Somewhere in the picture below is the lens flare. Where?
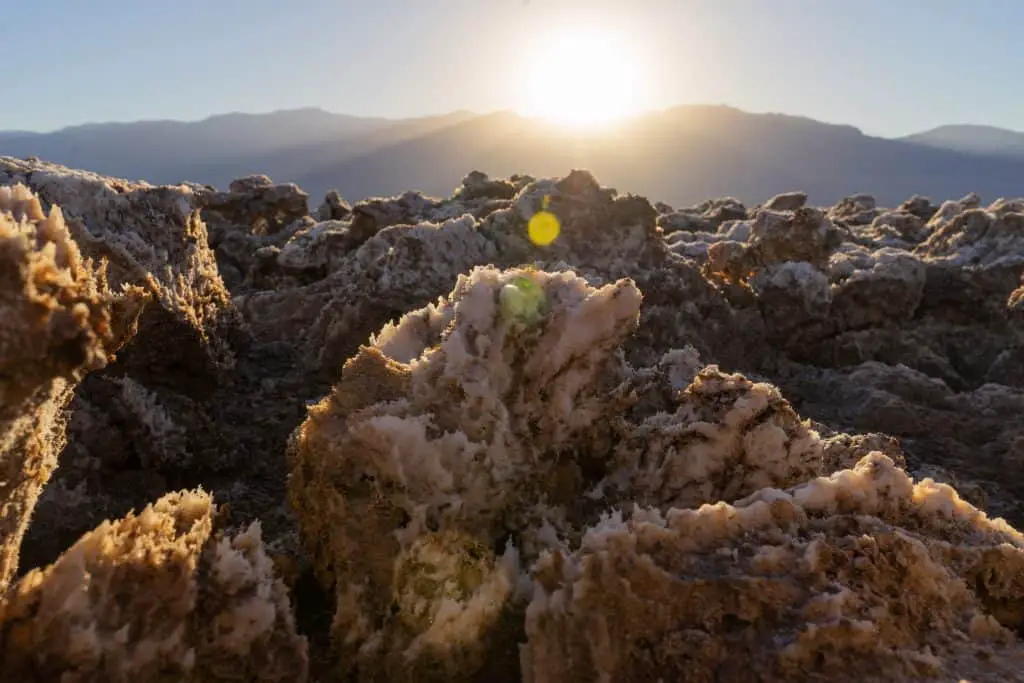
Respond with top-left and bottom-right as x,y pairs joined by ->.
500,275 -> 547,325
528,210 -> 560,246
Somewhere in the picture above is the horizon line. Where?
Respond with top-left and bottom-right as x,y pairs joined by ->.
4,102 -> 1018,140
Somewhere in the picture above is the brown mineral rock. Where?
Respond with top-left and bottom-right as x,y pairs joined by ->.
0,183 -> 144,592
0,490 -> 308,682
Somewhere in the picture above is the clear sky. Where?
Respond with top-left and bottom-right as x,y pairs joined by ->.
3,0 -> 1021,137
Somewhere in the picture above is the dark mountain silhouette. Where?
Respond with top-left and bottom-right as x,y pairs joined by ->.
292,105 -> 1024,207
901,124 -> 1024,160
4,105 -> 1024,208
0,108 -> 393,187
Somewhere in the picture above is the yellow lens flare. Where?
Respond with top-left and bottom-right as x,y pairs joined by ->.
528,195 -> 560,246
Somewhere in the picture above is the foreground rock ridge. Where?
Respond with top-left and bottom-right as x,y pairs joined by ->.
0,155 -> 1022,682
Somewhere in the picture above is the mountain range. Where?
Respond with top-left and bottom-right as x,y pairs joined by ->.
2,106 -> 1023,208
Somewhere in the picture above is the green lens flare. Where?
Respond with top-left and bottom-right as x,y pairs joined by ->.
499,276 -> 546,325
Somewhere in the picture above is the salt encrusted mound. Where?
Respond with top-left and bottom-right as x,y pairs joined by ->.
289,265 -> 1024,681
0,489 -> 308,682
828,193 -> 880,225
776,362 -> 1024,522
302,214 -> 502,373
604,365 -> 825,511
204,175 -> 310,237
763,190 -> 808,212
479,170 -> 753,369
0,157 -> 238,385
917,196 -> 1024,266
484,170 -> 666,271
287,264 -> 1024,681
0,183 -> 306,682
0,184 -> 144,591
288,266 -> 645,680
0,159 -> 306,571
705,207 -> 844,284
4,160 -> 1024,682
522,454 -> 1024,682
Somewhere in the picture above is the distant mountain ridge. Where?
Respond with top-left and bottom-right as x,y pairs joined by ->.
900,124 -> 1024,160
3,105 -> 1024,208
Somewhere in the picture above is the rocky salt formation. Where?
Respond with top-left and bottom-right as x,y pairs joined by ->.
232,169 -> 748,378
2,155 -> 1024,681
198,174 -> 312,290
0,158 -> 311,571
287,267 -> 645,680
0,183 -> 144,591
479,171 -> 753,369
691,189 -> 1024,522
524,454 -> 1024,682
0,491 -> 308,683
286,267 -> 823,680
0,157 -> 239,384
288,266 -> 1024,681
0,184 -> 307,682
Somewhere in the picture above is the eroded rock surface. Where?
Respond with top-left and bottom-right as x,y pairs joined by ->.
0,182 -> 306,682
2,157 -> 1023,682
524,454 -> 1024,682
0,183 -> 144,591
0,158 -> 314,574
287,264 -> 1024,681
0,490 -> 308,682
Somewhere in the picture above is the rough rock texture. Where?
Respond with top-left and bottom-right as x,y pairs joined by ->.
0,180 -> 307,682
0,184 -> 144,591
207,175 -> 310,236
763,190 -> 808,211
0,490 -> 308,682
0,157 -> 239,382
0,158 -> 313,574
523,454 -> 1024,682
775,362 -> 1024,522
287,267 -> 644,680
705,207 -> 844,284
286,265 -> 1024,681
2,156 -> 1023,682
198,175 -> 312,290
316,190 -> 352,222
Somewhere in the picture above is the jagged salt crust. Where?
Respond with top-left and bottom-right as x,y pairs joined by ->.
0,184 -> 144,591
2,159 -> 1024,682
287,262 -> 1024,681
0,490 -> 308,682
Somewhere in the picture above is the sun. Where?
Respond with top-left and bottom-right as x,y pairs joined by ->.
519,25 -> 643,129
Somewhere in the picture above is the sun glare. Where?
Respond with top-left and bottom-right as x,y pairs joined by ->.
519,25 -> 644,129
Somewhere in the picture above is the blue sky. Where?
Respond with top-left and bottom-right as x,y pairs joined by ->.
3,0 -> 1021,136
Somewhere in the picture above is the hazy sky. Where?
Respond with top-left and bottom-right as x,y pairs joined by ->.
4,0 -> 1022,136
